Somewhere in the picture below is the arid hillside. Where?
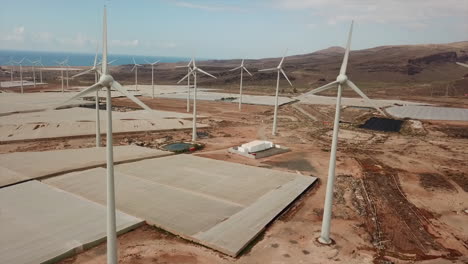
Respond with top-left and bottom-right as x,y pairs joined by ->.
2,41 -> 468,98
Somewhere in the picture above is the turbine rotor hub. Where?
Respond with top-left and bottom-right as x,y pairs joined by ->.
99,74 -> 114,88
336,74 -> 347,84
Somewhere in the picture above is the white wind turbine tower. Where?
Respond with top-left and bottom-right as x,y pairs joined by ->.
37,58 -> 45,84
56,58 -> 69,92
28,58 -> 39,87
175,59 -> 193,112
229,59 -> 252,111
14,57 -> 26,94
54,7 -> 153,263
177,58 -> 216,141
259,50 -> 293,136
131,57 -> 142,91
303,21 -> 386,245
7,58 -> 15,82
145,58 -> 160,98
72,45 -> 102,147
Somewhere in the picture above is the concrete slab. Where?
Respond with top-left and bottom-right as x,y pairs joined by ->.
0,90 -> 143,116
45,155 -> 317,256
0,145 -> 172,187
296,94 -> 425,108
123,84 -> 296,106
0,180 -> 143,264
0,92 -> 89,116
387,105 -> 468,121
0,107 -> 207,142
158,91 -> 296,106
0,80 -> 47,88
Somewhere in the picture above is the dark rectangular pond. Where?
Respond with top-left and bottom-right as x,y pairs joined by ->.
360,117 -> 404,132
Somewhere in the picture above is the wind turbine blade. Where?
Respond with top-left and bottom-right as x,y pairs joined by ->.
93,43 -> 99,67
52,83 -> 102,109
243,67 -> 253,76
131,65 -> 136,72
346,79 -> 386,116
258,68 -> 277,72
144,58 -> 150,64
303,81 -> 339,95
197,68 -> 217,79
340,21 -> 354,75
229,66 -> 242,71
112,81 -> 152,111
280,69 -> 293,87
188,58 -> 193,67
71,68 -> 93,78
279,49 -> 288,67
108,59 -> 117,65
241,59 -> 244,66
456,62 -> 468,68
177,70 -> 194,84
132,57 -> 137,65
153,60 -> 160,65
102,7 -> 108,74
175,65 -> 188,68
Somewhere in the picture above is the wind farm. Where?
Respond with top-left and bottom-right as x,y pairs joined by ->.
0,2 -> 467,264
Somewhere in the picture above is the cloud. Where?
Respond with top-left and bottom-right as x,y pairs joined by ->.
172,1 -> 244,12
1,26 -> 25,41
55,33 -> 96,48
111,39 -> 139,47
273,0 -> 468,28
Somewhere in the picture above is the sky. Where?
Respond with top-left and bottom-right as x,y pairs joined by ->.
0,0 -> 467,59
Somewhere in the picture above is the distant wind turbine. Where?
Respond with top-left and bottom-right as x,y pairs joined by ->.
13,57 -> 26,94
72,44 -> 102,147
7,58 -> 15,82
259,50 -> 293,136
37,57 -> 45,84
56,58 -> 69,92
176,59 -> 193,112
145,58 -> 160,98
229,59 -> 252,111
53,7 -> 152,263
177,58 -> 216,141
28,58 -> 40,87
303,21 -> 386,245
131,57 -> 142,91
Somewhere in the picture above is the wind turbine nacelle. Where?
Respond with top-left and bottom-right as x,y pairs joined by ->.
99,74 -> 114,87
336,74 -> 348,84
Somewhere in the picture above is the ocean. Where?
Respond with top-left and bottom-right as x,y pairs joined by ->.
0,50 -> 191,66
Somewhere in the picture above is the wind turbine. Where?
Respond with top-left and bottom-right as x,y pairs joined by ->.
131,57 -> 142,91
145,58 -> 160,98
7,58 -> 15,82
13,57 -> 26,94
72,45 -> 102,147
456,62 -> 468,68
259,50 -> 293,136
177,58 -> 216,141
175,59 -> 193,112
54,7 -> 152,264
37,57 -> 45,84
56,58 -> 69,92
303,21 -> 386,245
229,59 -> 252,111
28,58 -> 39,87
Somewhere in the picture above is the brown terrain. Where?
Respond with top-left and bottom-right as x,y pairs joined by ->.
0,42 -> 467,263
